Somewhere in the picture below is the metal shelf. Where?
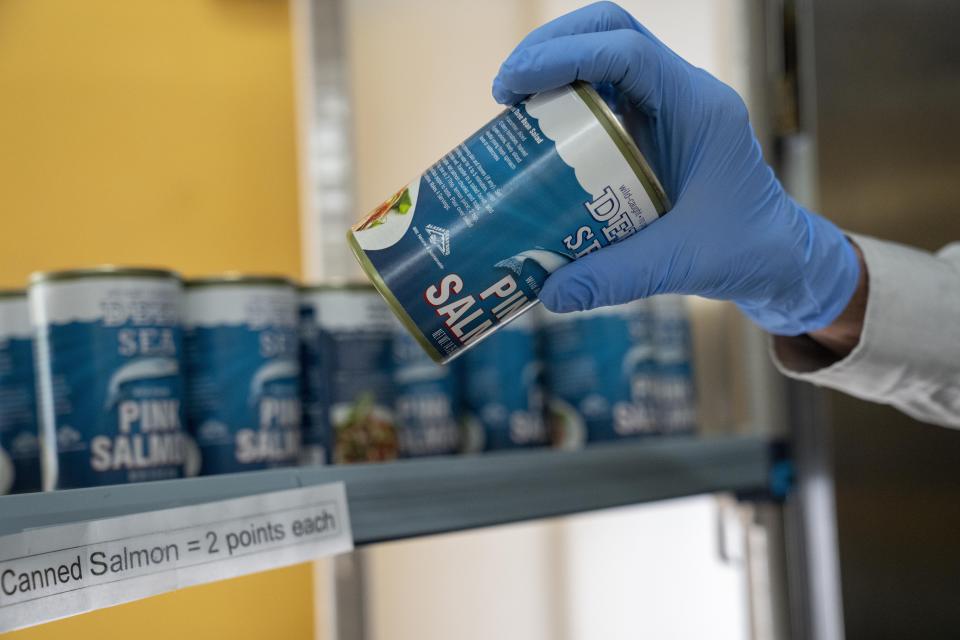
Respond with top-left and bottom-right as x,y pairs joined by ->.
0,435 -> 773,544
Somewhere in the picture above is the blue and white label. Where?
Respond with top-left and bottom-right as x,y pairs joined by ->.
299,288 -> 397,465
29,277 -> 187,490
184,285 -> 301,475
0,297 -> 40,494
351,83 -> 664,362
540,301 -> 657,445
392,324 -> 459,457
650,295 -> 697,434
459,312 -> 547,451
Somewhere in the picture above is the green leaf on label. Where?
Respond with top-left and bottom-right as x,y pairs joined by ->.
393,188 -> 412,214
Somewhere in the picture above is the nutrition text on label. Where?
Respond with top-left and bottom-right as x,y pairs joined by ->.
423,107 -> 544,227
0,484 -> 352,632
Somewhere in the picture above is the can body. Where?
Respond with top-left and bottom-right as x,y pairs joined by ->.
0,294 -> 41,494
459,313 -> 547,451
392,325 -> 460,457
29,270 -> 187,489
300,286 -> 398,464
298,292 -> 329,465
184,279 -> 301,474
540,301 -> 657,446
650,295 -> 697,435
348,82 -> 668,363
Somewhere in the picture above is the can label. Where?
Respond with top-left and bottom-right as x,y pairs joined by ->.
650,296 -> 697,434
459,313 -> 547,451
350,83 -> 664,362
0,298 -> 41,494
392,327 -> 459,457
300,289 -> 397,464
541,302 -> 657,445
185,286 -> 301,474
298,300 -> 329,466
30,278 -> 186,489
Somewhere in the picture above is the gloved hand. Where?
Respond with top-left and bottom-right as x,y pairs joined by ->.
492,1 -> 860,335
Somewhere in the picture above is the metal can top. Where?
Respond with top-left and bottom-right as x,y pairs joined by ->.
572,82 -> 670,215
298,281 -> 375,294
0,288 -> 26,299
184,273 -> 295,289
29,266 -> 182,286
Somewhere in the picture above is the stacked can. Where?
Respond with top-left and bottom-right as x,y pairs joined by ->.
183,276 -> 301,475
459,312 -> 548,451
540,301 -> 657,447
650,295 -> 697,434
299,285 -> 398,464
29,268 -> 187,489
391,323 -> 460,457
0,291 -> 41,494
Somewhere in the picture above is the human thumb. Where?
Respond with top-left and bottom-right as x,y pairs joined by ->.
539,217 -> 680,312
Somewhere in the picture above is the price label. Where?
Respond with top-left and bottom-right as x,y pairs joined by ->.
0,483 -> 353,632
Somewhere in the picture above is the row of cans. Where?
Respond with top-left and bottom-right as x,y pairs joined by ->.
0,267 -> 696,493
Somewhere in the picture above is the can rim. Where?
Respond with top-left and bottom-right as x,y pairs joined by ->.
30,266 -> 182,285
345,231 -> 445,364
572,82 -> 671,215
299,281 -> 375,293
184,273 -> 296,288
0,288 -> 26,299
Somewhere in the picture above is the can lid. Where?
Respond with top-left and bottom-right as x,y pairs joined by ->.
345,231 -> 445,364
30,266 -> 182,285
184,273 -> 295,288
299,280 -> 375,293
571,82 -> 671,215
0,288 -> 26,299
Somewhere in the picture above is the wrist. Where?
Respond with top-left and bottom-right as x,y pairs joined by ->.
808,238 -> 868,358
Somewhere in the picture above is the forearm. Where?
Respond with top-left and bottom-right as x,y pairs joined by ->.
773,235 -> 960,428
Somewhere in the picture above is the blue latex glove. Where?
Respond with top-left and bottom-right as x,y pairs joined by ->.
492,1 -> 860,335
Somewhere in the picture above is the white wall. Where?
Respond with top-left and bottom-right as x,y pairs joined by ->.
561,496 -> 749,640
365,522 -> 564,640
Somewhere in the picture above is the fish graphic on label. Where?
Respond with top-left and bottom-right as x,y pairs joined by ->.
104,357 -> 180,408
249,359 -> 299,404
621,343 -> 655,375
495,248 -> 572,276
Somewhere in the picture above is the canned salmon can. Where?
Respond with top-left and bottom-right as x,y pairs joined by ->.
392,323 -> 460,457
348,82 -> 668,363
650,295 -> 697,435
29,267 -> 187,489
0,290 -> 41,494
184,275 -> 301,474
299,284 -> 398,464
459,312 -> 548,451
540,301 -> 657,447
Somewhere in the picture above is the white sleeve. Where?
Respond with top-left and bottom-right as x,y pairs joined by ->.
772,234 -> 960,428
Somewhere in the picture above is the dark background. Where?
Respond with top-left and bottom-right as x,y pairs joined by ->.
811,1 -> 960,637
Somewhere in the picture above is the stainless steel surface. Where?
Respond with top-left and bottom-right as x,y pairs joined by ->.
292,0 -> 361,283
0,436 -> 773,543
806,1 -> 960,637
335,552 -> 369,640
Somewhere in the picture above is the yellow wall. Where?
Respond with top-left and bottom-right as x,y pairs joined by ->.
0,0 -> 302,285
0,1 -> 313,638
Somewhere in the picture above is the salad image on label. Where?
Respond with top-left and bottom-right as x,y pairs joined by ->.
333,392 -> 399,464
